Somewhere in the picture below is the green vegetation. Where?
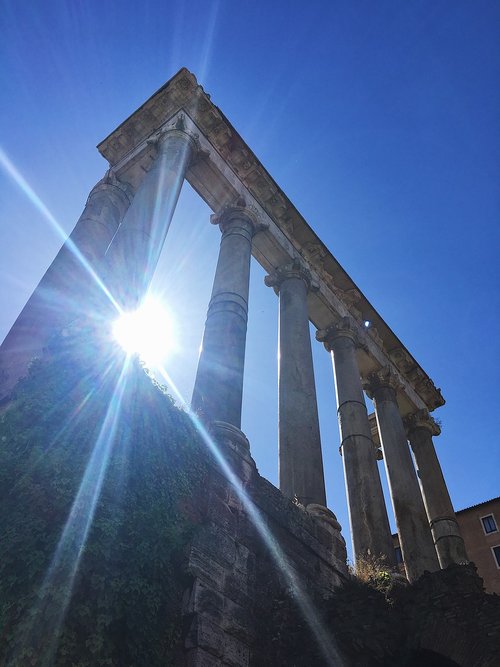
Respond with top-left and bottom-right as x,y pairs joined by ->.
0,328 -> 208,666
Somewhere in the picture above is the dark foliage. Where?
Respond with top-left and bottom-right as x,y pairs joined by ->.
0,328 -> 208,666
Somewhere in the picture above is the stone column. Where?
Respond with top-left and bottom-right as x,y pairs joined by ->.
404,410 -> 468,568
265,259 -> 326,507
0,171 -> 132,402
191,200 -> 264,428
105,122 -> 197,309
316,318 -> 394,565
365,368 -> 440,581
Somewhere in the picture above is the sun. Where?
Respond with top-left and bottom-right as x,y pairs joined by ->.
112,296 -> 177,367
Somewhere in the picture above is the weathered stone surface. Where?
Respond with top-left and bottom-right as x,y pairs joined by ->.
252,564 -> 500,666
0,171 -> 132,402
317,320 -> 394,566
404,410 -> 468,568
366,369 -> 440,581
181,425 -> 348,666
265,258 -> 326,506
192,203 -> 265,428
106,126 -> 197,309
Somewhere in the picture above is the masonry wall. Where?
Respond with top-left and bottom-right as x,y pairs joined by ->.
181,426 -> 349,666
182,429 -> 500,667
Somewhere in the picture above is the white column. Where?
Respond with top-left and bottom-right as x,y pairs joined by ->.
0,171 -> 132,401
317,319 -> 394,565
192,201 -> 264,428
265,259 -> 326,507
404,410 -> 468,568
365,367 -> 440,581
105,124 -> 197,309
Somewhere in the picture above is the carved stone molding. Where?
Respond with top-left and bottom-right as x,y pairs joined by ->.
316,316 -> 365,352
303,242 -> 327,269
363,366 -> 403,398
390,347 -> 415,374
148,118 -> 203,167
306,503 -> 343,534
88,169 -> 134,206
210,197 -> 267,234
403,409 -> 441,437
264,257 -> 317,294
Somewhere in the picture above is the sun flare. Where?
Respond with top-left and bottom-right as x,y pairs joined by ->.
112,297 -> 177,367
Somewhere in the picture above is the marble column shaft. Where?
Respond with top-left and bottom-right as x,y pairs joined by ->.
366,369 -> 440,581
265,260 -> 326,507
191,203 -> 262,428
317,319 -> 394,565
405,411 -> 468,568
0,171 -> 132,401
105,126 -> 196,309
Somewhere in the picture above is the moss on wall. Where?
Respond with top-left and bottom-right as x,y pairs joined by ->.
0,328 -> 208,666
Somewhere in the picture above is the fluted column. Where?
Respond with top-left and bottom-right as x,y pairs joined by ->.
316,318 -> 394,565
105,122 -> 197,309
0,171 -> 132,401
192,201 -> 264,428
265,259 -> 326,507
404,410 -> 468,568
365,368 -> 439,581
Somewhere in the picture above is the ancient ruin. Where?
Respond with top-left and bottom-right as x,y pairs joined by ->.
1,69 -> 498,666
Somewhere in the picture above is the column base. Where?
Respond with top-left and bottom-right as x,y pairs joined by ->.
210,421 -> 257,485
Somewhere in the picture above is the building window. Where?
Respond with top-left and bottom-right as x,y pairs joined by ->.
394,546 -> 403,564
481,514 -> 498,534
492,546 -> 500,568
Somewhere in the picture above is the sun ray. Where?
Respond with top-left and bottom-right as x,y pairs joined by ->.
0,147 -> 122,315
153,363 -> 344,666
10,357 -> 131,666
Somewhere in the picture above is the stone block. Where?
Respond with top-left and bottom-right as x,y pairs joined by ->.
207,490 -> 238,533
184,578 -> 225,621
222,633 -> 250,667
221,596 -> 254,643
192,523 -> 237,567
185,647 -> 222,667
186,545 -> 227,589
224,571 -> 253,609
234,542 -> 254,576
184,615 -> 225,657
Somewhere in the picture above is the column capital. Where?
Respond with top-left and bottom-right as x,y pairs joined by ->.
403,409 -> 441,437
264,257 -> 318,294
152,118 -> 201,164
88,169 -> 134,205
210,197 -> 267,234
363,366 -> 402,399
316,316 -> 362,351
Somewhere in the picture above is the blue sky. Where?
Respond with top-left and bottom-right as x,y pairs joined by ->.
1,0 -> 499,557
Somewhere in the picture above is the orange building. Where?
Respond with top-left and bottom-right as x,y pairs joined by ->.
393,496 -> 500,594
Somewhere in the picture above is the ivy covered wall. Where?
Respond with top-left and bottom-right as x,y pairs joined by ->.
0,329 -> 208,666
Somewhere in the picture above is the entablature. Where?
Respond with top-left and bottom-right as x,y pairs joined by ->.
97,68 -> 444,416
